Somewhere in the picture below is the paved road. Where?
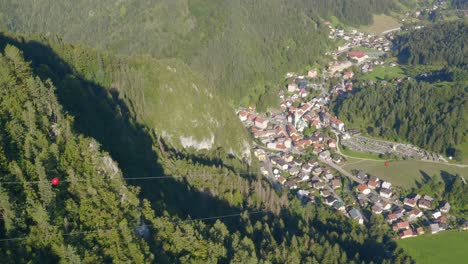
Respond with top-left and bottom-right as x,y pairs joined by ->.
319,157 -> 363,184
380,27 -> 401,35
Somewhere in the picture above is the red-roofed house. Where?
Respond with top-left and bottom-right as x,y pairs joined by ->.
247,113 -> 257,122
357,184 -> 370,194
276,144 -> 287,151
407,208 -> 423,220
347,51 -> 369,63
393,221 -> 410,231
238,110 -> 249,121
254,117 -> 269,130
287,124 -> 299,137
329,116 -> 345,131
386,213 -> 398,223
275,126 -> 288,137
399,229 -> 415,239
438,216 -> 447,224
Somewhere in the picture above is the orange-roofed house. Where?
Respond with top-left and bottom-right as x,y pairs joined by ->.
254,117 -> 269,130
329,116 -> 345,131
357,184 -> 370,194
347,51 -> 369,63
393,221 -> 410,231
399,229 -> 415,239
238,110 -> 249,121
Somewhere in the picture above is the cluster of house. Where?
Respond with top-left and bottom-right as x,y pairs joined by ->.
255,148 -> 366,222
328,24 -> 393,54
328,27 -> 371,48
237,68 -> 362,220
392,194 -> 453,238
353,170 -> 457,239
325,23 -> 397,85
238,18 -> 462,235
403,0 -> 448,19
238,83 -> 344,154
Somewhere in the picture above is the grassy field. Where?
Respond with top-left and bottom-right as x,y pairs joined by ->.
359,65 -> 406,81
457,141 -> 468,164
397,231 -> 468,264
359,14 -> 401,34
342,158 -> 468,187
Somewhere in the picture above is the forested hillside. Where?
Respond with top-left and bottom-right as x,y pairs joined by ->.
333,21 -> 468,158
0,32 -> 252,162
394,21 -> 467,67
0,42 -> 415,263
333,80 -> 467,158
0,44 -> 152,262
0,0 -> 400,103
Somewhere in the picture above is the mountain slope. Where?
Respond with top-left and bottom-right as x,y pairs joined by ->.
0,0 -> 399,103
0,44 -> 152,262
0,39 -> 416,264
0,32 -> 251,161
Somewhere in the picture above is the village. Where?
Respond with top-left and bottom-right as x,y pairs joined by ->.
237,23 -> 466,239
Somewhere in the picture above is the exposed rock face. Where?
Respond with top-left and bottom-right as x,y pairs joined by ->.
179,134 -> 215,150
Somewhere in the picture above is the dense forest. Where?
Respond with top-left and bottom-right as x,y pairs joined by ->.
394,21 -> 468,67
0,42 -> 416,263
333,21 -> 468,158
0,0 -> 401,104
333,80 -> 466,158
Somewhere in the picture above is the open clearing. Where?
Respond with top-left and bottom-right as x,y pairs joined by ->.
360,14 -> 401,34
342,158 -> 467,187
397,231 -> 468,264
457,141 -> 468,164
359,65 -> 406,81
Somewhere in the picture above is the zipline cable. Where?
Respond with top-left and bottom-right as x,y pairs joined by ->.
0,172 -> 259,185
0,210 -> 266,242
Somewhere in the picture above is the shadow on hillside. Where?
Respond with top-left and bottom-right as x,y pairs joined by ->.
415,169 -> 458,189
440,170 -> 458,186
0,33 -> 249,222
415,170 -> 433,188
